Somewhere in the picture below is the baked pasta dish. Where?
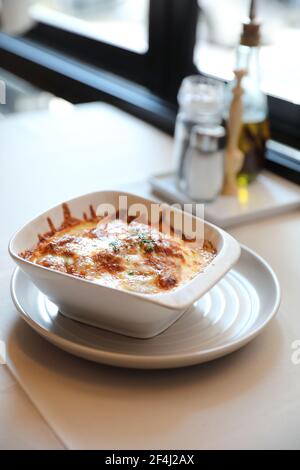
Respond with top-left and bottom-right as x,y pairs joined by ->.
20,204 -> 216,294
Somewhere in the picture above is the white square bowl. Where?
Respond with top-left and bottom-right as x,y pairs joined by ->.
9,191 -> 241,338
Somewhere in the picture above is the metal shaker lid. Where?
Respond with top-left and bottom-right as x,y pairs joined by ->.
190,125 -> 226,153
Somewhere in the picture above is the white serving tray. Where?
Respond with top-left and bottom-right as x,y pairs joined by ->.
146,171 -> 300,228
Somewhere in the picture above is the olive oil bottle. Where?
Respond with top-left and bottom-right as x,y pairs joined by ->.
224,0 -> 270,183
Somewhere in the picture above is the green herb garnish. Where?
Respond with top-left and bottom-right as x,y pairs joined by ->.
144,242 -> 154,252
137,232 -> 155,252
109,240 -> 120,252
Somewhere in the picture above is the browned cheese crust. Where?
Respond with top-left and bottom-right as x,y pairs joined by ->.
20,204 -> 216,294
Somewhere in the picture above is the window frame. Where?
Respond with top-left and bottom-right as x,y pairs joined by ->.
24,0 -> 199,99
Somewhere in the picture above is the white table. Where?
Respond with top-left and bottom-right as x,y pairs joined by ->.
0,103 -> 299,449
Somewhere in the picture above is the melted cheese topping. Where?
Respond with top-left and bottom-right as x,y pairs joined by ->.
23,219 -> 216,294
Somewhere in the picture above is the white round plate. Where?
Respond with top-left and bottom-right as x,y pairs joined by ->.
11,246 -> 280,369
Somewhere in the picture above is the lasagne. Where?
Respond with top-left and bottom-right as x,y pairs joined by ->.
21,204 -> 216,294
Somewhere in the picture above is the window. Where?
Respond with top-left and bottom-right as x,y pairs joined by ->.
195,0 -> 300,104
0,0 -> 299,181
30,0 -> 149,53
25,0 -> 153,89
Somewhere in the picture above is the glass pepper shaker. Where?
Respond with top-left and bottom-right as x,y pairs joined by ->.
183,125 -> 226,202
173,75 -> 224,191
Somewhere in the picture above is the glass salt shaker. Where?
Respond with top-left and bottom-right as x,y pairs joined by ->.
183,125 -> 226,202
173,75 -> 224,190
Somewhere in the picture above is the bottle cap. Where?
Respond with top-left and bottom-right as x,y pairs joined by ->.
240,0 -> 261,47
240,19 -> 261,47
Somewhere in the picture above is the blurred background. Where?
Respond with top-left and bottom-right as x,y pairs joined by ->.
0,0 -> 299,163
